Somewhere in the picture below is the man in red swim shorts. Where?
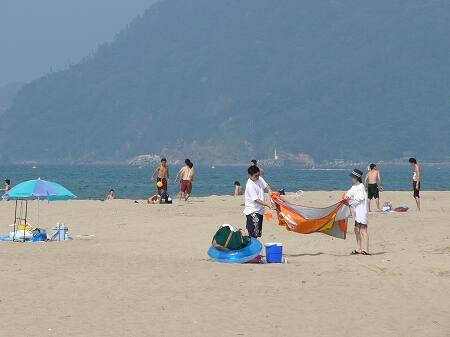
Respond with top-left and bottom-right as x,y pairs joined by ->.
175,159 -> 195,201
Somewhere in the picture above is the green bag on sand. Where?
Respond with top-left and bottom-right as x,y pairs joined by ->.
212,224 -> 250,251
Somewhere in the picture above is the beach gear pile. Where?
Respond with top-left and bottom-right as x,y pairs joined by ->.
1,178 -> 77,243
271,192 -> 351,239
382,201 -> 409,212
208,225 -> 262,263
149,191 -> 173,204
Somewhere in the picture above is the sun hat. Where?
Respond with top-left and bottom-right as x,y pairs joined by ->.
350,169 -> 363,179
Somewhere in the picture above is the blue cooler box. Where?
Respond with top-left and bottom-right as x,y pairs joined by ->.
265,243 -> 283,263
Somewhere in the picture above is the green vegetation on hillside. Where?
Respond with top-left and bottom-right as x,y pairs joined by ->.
1,0 -> 449,163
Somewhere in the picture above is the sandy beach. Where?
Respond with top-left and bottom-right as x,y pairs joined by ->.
0,191 -> 449,337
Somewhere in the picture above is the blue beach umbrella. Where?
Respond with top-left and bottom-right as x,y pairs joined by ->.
2,178 -> 76,241
2,178 -> 76,201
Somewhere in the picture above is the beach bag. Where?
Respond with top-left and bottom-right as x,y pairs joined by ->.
212,224 -> 250,251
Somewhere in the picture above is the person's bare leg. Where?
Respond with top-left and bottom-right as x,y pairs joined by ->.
185,193 -> 190,201
179,191 -> 184,200
360,225 -> 369,253
376,197 -> 381,211
368,199 -> 372,212
415,197 -> 421,211
354,225 -> 362,252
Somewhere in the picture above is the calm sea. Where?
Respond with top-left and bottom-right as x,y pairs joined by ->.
0,164 -> 448,200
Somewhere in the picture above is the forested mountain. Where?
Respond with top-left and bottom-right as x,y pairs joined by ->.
0,82 -> 23,116
1,0 -> 449,163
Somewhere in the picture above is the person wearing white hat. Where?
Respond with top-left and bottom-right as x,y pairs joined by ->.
345,169 -> 370,255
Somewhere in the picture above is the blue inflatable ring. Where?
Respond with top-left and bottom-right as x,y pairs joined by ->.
208,238 -> 263,263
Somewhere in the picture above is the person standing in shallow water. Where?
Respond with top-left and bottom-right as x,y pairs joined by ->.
365,163 -> 383,212
409,158 -> 421,211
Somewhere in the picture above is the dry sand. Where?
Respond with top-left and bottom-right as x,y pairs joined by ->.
0,191 -> 449,337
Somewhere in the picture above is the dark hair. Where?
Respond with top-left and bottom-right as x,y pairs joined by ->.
409,158 -> 417,164
369,163 -> 376,170
161,158 -> 167,162
110,189 -> 115,192
251,159 -> 257,165
185,158 -> 191,165
248,165 -> 260,175
234,181 -> 240,186
5,179 -> 10,184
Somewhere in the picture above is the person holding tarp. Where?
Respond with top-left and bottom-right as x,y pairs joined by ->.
243,165 -> 274,238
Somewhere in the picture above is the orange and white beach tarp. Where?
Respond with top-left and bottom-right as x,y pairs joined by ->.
271,193 -> 351,239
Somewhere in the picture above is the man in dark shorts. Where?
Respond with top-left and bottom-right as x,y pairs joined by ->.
409,158 -> 421,211
243,166 -> 273,238
364,163 -> 383,211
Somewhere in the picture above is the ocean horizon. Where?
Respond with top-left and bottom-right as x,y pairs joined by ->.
1,164 -> 449,200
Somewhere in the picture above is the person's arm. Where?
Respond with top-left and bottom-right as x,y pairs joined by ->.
378,171 -> 383,190
174,168 -> 182,183
416,165 -> 420,183
151,166 -> 158,181
167,167 -> 170,180
254,198 -> 274,209
259,177 -> 272,195
264,185 -> 273,195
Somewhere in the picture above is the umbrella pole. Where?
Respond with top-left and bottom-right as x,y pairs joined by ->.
13,200 -> 18,241
23,200 -> 28,242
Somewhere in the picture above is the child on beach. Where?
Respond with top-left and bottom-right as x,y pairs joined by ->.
106,189 -> 116,200
234,181 -> 242,196
409,158 -> 421,211
345,169 -> 370,255
1,179 -> 11,193
243,165 -> 273,238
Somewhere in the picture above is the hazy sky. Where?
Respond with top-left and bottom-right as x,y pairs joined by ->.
0,0 -> 157,86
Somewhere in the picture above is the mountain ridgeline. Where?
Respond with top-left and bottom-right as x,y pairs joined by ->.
1,0 -> 449,163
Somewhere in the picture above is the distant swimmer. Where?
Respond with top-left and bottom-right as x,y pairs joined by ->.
234,181 -> 243,196
409,158 -> 421,211
151,158 -> 169,195
364,163 -> 383,212
250,159 -> 265,177
175,159 -> 195,201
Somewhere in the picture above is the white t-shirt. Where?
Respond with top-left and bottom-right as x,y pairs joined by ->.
244,177 -> 268,215
345,183 -> 368,225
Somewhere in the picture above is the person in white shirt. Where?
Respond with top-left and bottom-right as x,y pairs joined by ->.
345,169 -> 370,255
244,165 -> 273,238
